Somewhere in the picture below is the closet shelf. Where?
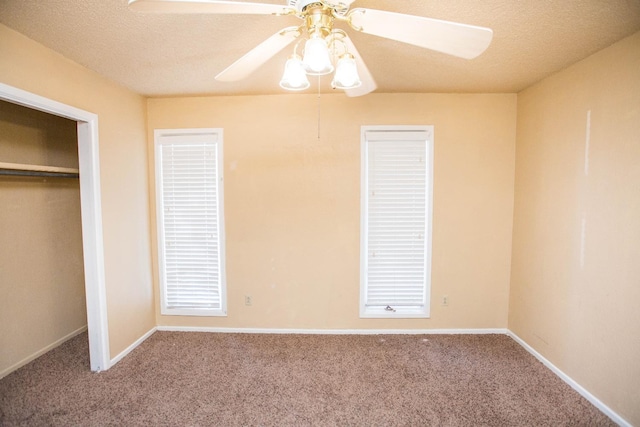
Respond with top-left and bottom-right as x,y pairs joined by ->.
0,161 -> 80,178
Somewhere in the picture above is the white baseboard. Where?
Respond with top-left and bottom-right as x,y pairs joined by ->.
156,326 -> 509,335
0,325 -> 88,380
109,326 -> 157,367
507,331 -> 630,427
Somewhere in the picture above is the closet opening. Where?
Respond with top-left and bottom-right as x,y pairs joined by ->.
0,83 -> 109,375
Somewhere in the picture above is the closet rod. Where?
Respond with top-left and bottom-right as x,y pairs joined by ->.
0,169 -> 79,178
0,161 -> 80,178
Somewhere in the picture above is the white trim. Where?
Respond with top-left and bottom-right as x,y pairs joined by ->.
0,326 -> 87,380
77,119 -> 110,372
0,82 -> 110,372
110,327 -> 157,366
0,83 -> 96,122
507,331 -> 631,427
156,326 -> 508,335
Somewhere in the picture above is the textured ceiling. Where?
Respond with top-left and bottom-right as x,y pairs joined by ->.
1,0 -> 640,97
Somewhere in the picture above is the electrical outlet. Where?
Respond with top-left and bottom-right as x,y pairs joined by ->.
244,295 -> 252,306
442,295 -> 449,306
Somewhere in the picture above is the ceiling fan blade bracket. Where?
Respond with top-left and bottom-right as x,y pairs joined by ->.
273,9 -> 297,17
345,9 -> 365,32
280,27 -> 302,37
321,0 -> 351,16
330,8 -> 351,26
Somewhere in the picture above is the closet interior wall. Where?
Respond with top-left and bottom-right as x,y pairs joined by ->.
0,100 -> 86,378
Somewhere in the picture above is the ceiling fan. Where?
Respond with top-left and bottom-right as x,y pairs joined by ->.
128,0 -> 493,97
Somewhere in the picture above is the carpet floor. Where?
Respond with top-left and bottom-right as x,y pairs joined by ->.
0,332 -> 613,426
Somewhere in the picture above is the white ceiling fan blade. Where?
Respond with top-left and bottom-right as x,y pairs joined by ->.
349,8 -> 493,59
215,27 -> 300,82
128,0 -> 294,15
340,34 -> 377,97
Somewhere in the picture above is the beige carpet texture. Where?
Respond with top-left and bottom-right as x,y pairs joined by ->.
0,332 -> 613,426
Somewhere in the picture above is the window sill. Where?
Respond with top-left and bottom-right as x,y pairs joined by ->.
360,306 -> 430,319
161,308 -> 227,317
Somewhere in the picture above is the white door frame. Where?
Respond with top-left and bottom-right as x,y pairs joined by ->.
0,82 -> 110,372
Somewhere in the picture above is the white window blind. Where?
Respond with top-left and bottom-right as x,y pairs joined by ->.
360,126 -> 433,318
155,129 -> 226,316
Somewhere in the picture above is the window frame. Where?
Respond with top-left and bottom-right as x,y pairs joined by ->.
360,125 -> 434,319
154,128 -> 227,317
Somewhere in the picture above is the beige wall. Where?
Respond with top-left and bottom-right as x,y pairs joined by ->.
0,24 -> 156,359
0,101 -> 86,377
148,93 -> 517,330
509,31 -> 640,424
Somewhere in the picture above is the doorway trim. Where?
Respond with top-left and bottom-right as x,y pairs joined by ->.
0,82 -> 110,372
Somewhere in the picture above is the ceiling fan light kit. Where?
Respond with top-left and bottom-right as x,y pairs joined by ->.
128,0 -> 494,97
332,53 -> 361,89
301,34 -> 334,75
279,54 -> 311,90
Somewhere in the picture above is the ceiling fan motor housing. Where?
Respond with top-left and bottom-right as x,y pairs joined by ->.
290,0 -> 353,14
305,5 -> 334,36
289,0 -> 317,13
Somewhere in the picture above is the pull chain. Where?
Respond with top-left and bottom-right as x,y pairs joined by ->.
317,75 -> 321,140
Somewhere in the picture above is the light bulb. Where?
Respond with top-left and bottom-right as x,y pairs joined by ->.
332,53 -> 361,89
302,35 -> 334,76
279,55 -> 310,91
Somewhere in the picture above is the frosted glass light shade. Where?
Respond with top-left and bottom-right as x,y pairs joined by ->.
302,36 -> 334,75
332,54 -> 361,89
279,56 -> 310,91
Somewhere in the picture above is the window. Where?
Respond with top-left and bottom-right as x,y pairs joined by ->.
154,128 -> 226,316
360,126 -> 434,318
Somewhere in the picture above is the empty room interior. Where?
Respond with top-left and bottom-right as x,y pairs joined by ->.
0,0 -> 639,425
